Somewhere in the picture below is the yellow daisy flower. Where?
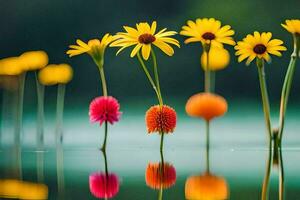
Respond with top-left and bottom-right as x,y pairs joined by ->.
235,32 -> 287,65
281,19 -> 300,35
110,21 -> 180,60
180,18 -> 235,47
66,33 -> 115,59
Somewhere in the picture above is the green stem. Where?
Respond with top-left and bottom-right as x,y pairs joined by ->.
35,72 -> 45,150
55,84 -> 66,145
98,63 -> 108,97
256,58 -> 272,140
56,141 -> 65,200
278,145 -> 285,200
204,44 -> 211,93
261,140 -> 273,200
278,35 -> 299,144
158,186 -> 163,200
160,131 -> 165,153
205,120 -> 210,173
137,52 -> 161,104
14,72 -> 26,147
37,151 -> 44,183
151,50 -> 163,106
210,71 -> 215,93
101,149 -> 108,176
101,122 -> 108,151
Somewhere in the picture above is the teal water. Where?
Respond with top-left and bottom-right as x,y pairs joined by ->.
1,101 -> 300,199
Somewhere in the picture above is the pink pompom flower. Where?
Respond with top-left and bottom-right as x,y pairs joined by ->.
89,96 -> 122,125
89,172 -> 120,199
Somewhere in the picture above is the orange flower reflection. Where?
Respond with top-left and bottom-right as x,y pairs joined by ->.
185,173 -> 229,200
145,162 -> 176,190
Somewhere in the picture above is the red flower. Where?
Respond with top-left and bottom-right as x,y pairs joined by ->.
145,105 -> 177,133
89,96 -> 122,125
89,172 -> 119,199
145,162 -> 176,189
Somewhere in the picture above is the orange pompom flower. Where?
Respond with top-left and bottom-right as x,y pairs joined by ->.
145,162 -> 176,190
185,93 -> 227,121
145,105 -> 177,134
185,173 -> 229,200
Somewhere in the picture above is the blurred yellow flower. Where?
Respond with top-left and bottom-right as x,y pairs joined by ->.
235,32 -> 287,65
185,173 -> 229,200
66,33 -> 115,62
0,57 -> 24,75
180,18 -> 235,47
281,19 -> 300,35
201,46 -> 230,71
38,63 -> 73,86
19,51 -> 48,71
110,21 -> 180,60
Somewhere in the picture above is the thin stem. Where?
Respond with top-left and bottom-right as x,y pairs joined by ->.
37,151 -> 44,183
278,146 -> 285,200
56,141 -> 65,200
261,140 -> 273,200
210,71 -> 215,93
203,43 -> 211,93
158,186 -> 163,200
101,122 -> 108,151
257,59 -> 272,140
14,72 -> 26,146
35,72 -> 45,150
205,120 -> 210,173
137,52 -> 161,104
160,131 -> 165,153
278,35 -> 299,144
151,50 -> 163,106
101,149 -> 108,176
55,84 -> 66,145
98,64 -> 108,97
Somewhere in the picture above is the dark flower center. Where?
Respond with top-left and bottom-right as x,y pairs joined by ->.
253,44 -> 267,54
202,32 -> 216,40
138,33 -> 156,44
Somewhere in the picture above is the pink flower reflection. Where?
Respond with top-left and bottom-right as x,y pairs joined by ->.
89,172 -> 119,199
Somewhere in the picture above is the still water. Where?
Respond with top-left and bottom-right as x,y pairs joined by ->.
1,96 -> 300,199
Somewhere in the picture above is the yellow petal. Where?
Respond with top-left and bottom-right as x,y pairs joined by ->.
130,44 -> 142,57
142,45 -> 151,60
153,40 -> 174,56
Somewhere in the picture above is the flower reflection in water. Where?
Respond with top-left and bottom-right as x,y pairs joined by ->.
145,150 -> 176,200
89,150 -> 120,199
185,173 -> 228,200
185,127 -> 229,199
261,137 -> 285,200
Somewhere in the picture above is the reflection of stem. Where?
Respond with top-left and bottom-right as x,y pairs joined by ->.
101,149 -> 109,177
278,35 -> 299,145
35,72 -> 45,150
37,151 -> 44,183
278,145 -> 285,200
14,73 -> 26,147
257,58 -> 272,140
205,120 -> 210,173
56,141 -> 65,200
261,140 -> 272,200
159,146 -> 165,200
55,84 -> 66,145
101,149 -> 109,200
158,186 -> 163,200
13,73 -> 26,180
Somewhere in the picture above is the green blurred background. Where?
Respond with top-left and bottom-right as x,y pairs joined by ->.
1,0 -> 300,107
